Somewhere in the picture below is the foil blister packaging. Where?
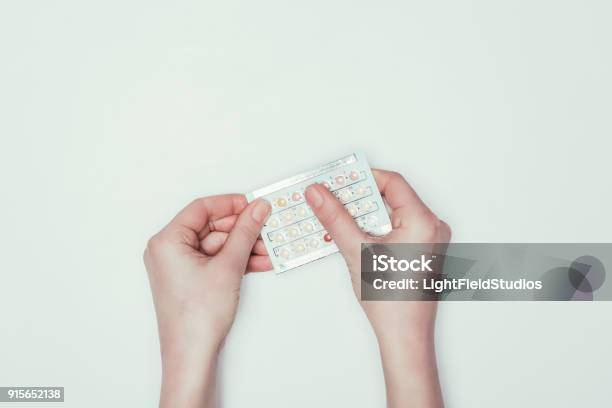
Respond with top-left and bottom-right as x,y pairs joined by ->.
246,152 -> 392,274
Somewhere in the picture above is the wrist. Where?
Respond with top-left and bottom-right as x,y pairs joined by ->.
161,336 -> 221,370
373,322 -> 435,351
158,316 -> 226,359
158,323 -> 224,408
159,340 -> 220,408
376,330 -> 443,408
364,307 -> 436,349
376,327 -> 435,365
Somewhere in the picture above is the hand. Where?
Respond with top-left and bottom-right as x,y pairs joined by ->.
305,169 -> 450,408
143,195 -> 271,408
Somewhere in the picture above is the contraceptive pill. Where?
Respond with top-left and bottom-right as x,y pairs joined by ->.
246,152 -> 392,273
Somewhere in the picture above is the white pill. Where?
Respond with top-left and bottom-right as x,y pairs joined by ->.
282,211 -> 294,222
294,243 -> 306,253
367,215 -> 378,227
347,205 -> 358,216
268,218 -> 279,228
279,248 -> 290,259
308,238 -> 319,249
287,227 -> 299,238
302,222 -> 314,233
296,206 -> 307,217
341,190 -> 353,203
273,233 -> 285,242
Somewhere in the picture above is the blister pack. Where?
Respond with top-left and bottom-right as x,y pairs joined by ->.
246,152 -> 392,273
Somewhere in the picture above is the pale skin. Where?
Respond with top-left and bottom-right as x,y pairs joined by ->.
144,169 -> 450,408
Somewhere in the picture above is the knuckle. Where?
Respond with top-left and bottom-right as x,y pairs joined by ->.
146,232 -> 169,254
418,210 -> 440,240
190,197 -> 205,207
388,171 -> 407,184
439,220 -> 452,241
187,197 -> 206,214
145,235 -> 160,253
142,247 -> 150,264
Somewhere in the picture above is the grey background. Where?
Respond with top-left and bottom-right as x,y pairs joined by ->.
0,1 -> 610,407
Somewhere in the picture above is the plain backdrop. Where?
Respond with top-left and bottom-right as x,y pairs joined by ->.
1,1 -> 611,407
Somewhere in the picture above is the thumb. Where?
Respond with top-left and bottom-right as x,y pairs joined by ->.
218,198 -> 271,272
304,183 -> 367,263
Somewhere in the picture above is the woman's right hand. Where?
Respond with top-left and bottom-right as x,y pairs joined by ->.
305,169 -> 450,408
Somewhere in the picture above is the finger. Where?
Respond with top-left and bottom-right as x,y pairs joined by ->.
200,231 -> 228,255
205,214 -> 269,255
208,214 -> 238,233
169,194 -> 247,234
304,183 -> 367,260
218,198 -> 271,272
372,169 -> 428,212
252,239 -> 267,255
200,232 -> 267,256
246,255 -> 272,272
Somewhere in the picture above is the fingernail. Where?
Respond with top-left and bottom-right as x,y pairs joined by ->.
305,184 -> 324,209
251,199 -> 271,223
